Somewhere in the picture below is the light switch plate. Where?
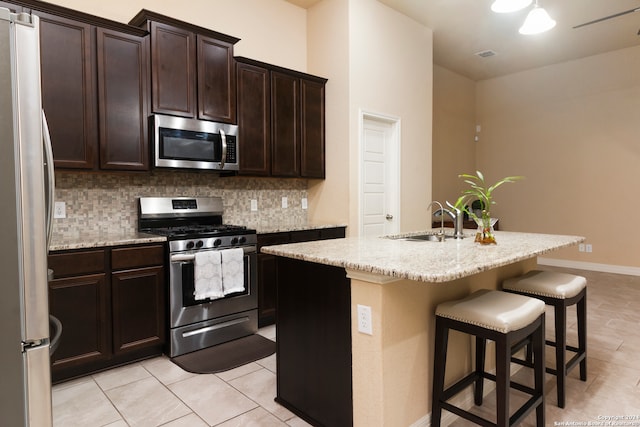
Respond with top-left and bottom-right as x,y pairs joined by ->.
301,198 -> 308,210
250,199 -> 258,212
282,197 -> 288,209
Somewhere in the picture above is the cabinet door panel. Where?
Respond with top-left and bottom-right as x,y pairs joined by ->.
112,266 -> 165,356
197,35 -> 236,123
237,62 -> 270,175
300,78 -> 325,178
97,29 -> 150,170
271,71 -> 299,177
258,254 -> 277,327
38,12 -> 97,169
49,274 -> 110,371
150,22 -> 196,117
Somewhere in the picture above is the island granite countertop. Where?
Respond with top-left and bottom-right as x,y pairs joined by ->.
261,230 -> 584,283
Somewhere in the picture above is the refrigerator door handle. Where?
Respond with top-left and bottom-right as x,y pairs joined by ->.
42,110 -> 55,249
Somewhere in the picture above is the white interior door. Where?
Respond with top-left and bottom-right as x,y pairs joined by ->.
360,113 -> 400,237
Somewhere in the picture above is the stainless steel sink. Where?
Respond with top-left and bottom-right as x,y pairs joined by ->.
406,234 -> 455,242
390,233 -> 456,242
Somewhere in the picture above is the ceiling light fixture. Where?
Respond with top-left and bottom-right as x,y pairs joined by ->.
519,0 -> 556,34
491,0 -> 533,14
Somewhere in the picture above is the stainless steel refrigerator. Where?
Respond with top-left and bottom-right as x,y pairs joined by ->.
0,7 -> 55,427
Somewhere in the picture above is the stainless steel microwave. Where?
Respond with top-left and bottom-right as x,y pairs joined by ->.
152,114 -> 239,172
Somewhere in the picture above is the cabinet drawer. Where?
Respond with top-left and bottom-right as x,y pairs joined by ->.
319,227 -> 346,240
290,230 -> 321,243
112,245 -> 165,270
48,250 -> 106,278
258,233 -> 290,249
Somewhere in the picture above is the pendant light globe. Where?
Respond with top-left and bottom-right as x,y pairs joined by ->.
519,4 -> 556,34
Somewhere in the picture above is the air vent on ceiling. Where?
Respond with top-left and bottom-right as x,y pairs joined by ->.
475,49 -> 497,58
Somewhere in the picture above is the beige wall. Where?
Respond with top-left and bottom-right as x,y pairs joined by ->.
306,0 -> 351,228
434,45 -> 640,268
432,65 -> 476,205
41,0 -> 308,72
477,45 -> 640,267
307,0 -> 434,236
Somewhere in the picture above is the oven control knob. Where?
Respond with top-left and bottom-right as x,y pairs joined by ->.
231,237 -> 239,245
196,240 -> 204,248
186,241 -> 195,249
214,239 -> 222,247
239,236 -> 247,244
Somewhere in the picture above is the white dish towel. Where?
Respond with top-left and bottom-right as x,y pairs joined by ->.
194,250 -> 224,300
221,248 -> 245,295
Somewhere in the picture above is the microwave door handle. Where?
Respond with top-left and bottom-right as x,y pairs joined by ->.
220,129 -> 227,169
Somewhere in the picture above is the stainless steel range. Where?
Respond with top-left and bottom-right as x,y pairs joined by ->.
138,197 -> 258,357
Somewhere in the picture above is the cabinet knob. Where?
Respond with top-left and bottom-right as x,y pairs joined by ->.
385,214 -> 393,220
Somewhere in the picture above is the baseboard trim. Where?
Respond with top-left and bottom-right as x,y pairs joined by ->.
537,257 -> 640,277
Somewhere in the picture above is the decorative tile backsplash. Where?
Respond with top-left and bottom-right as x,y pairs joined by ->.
53,171 -> 308,234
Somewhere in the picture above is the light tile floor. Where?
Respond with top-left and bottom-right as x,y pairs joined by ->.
53,267 -> 640,426
52,326 -> 312,427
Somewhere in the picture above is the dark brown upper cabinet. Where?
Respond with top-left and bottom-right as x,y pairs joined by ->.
148,22 -> 196,117
236,57 -> 327,179
271,71 -> 300,177
38,11 -> 98,169
236,61 -> 271,175
300,78 -> 326,178
97,29 -> 150,170
198,34 -> 237,123
130,10 -> 239,124
33,2 -> 150,171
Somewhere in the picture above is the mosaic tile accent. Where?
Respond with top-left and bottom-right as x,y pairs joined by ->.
52,171 -> 309,235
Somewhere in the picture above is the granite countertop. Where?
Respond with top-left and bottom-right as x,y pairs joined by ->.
261,230 -> 584,283
50,231 -> 166,251
49,224 -> 347,251
255,223 -> 347,234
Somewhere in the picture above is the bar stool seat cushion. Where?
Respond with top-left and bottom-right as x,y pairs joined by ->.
436,289 -> 545,334
503,270 -> 586,299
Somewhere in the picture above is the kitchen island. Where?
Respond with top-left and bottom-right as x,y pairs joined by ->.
262,230 -> 583,427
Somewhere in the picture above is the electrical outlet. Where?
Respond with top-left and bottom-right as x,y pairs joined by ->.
357,304 -> 373,335
250,199 -> 258,212
301,198 -> 308,210
281,197 -> 288,209
54,201 -> 66,219
578,244 -> 585,252
586,244 -> 593,253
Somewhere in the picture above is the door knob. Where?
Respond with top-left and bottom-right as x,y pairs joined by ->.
386,214 -> 393,220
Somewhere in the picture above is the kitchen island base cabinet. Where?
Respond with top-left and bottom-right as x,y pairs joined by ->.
272,256 -> 537,426
276,257 -> 352,427
257,227 -> 346,327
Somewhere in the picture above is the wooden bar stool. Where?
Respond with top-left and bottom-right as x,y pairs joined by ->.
431,289 -> 546,427
503,270 -> 587,408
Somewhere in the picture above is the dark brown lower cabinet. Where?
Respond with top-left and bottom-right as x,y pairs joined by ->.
48,273 -> 110,375
275,257 -> 352,427
111,266 -> 164,356
48,244 -> 165,383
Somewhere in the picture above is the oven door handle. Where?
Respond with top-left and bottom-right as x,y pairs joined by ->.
170,246 -> 256,263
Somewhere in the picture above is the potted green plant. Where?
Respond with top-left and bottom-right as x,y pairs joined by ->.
454,171 -> 524,244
